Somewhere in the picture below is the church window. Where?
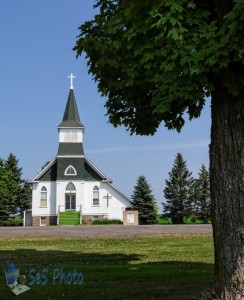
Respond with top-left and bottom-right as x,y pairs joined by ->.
40,186 -> 47,207
93,186 -> 99,206
64,131 -> 77,142
65,165 -> 77,176
66,182 -> 76,191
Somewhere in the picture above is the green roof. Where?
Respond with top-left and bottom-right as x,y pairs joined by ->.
37,161 -> 57,181
57,143 -> 84,156
58,89 -> 84,128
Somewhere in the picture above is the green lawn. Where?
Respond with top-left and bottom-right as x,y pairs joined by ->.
0,235 -> 214,300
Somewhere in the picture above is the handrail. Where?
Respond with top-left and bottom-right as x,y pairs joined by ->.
57,205 -> 60,225
80,204 -> 82,225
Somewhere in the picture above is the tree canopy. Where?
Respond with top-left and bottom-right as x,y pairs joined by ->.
75,0 -> 244,135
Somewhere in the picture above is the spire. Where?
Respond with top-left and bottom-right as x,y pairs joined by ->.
62,89 -> 81,123
58,81 -> 84,128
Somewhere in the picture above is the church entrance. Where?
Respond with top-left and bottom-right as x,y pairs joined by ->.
65,182 -> 76,210
65,194 -> 76,210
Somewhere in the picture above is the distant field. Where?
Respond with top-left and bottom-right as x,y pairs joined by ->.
0,235 -> 213,300
157,216 -> 212,224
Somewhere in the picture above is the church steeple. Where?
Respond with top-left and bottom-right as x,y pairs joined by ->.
58,73 -> 84,129
58,89 -> 84,129
57,74 -> 85,156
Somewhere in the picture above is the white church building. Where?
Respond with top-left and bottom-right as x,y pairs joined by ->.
29,75 -> 132,226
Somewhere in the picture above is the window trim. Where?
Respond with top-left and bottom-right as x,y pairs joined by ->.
40,186 -> 47,208
66,182 -> 76,192
64,165 -> 77,176
92,186 -> 99,206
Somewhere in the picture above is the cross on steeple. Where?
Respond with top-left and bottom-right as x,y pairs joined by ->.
68,73 -> 76,90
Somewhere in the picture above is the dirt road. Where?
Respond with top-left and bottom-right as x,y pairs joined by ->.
0,224 -> 212,238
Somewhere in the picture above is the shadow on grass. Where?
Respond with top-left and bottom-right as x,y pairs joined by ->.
0,248 -> 213,300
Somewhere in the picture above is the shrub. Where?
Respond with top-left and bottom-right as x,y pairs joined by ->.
0,218 -> 23,226
82,219 -> 92,225
92,219 -> 123,225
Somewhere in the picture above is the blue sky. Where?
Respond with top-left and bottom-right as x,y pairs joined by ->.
0,1 -> 210,211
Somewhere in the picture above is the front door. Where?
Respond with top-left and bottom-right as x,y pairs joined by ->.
65,194 -> 76,210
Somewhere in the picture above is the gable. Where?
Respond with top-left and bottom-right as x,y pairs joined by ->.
32,153 -> 114,185
56,157 -> 108,181
57,157 -> 85,180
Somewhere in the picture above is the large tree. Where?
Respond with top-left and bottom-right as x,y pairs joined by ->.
75,0 -> 244,298
131,175 -> 157,225
163,153 -> 193,224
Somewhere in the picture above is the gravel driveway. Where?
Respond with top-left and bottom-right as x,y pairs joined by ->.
0,224 -> 212,238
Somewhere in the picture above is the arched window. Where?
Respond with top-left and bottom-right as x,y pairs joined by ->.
66,182 -> 76,192
65,165 -> 77,176
93,186 -> 99,206
40,186 -> 47,207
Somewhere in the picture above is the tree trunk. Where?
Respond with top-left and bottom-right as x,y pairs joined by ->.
210,87 -> 244,299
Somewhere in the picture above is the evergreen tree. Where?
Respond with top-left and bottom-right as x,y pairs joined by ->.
0,154 -> 31,220
131,176 -> 157,225
42,161 -> 50,170
16,181 -> 32,214
192,164 -> 211,224
5,153 -> 22,182
163,153 -> 193,224
0,167 -> 16,220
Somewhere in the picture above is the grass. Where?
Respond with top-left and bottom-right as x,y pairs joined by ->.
0,235 -> 214,300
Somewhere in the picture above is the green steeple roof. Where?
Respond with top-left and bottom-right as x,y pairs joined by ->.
58,89 -> 84,128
